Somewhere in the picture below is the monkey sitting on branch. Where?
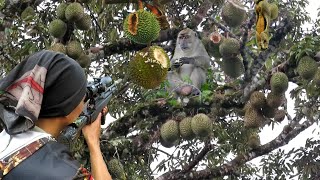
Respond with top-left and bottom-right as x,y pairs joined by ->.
166,28 -> 211,102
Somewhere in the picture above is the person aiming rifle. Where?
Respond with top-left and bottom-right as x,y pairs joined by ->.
0,50 -> 112,180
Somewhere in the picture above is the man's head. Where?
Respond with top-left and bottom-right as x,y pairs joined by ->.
0,50 -> 87,134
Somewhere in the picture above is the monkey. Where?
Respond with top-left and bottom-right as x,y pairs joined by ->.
166,28 -> 211,98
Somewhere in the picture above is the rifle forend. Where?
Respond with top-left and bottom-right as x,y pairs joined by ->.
57,76 -> 121,149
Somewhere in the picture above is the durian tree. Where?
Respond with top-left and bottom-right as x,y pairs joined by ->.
1,0 -> 320,179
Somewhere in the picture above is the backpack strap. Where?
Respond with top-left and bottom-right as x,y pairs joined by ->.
0,137 -> 53,179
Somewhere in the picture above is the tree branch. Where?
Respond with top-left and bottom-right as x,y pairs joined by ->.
157,110 -> 315,179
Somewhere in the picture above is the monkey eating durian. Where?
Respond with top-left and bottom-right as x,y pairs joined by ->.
166,28 -> 211,99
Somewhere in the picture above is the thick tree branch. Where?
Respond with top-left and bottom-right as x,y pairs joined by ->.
102,28 -> 181,56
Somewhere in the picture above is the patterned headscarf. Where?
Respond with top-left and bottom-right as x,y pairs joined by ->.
0,50 -> 87,135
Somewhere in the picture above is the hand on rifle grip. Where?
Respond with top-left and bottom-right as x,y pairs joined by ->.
101,107 -> 108,125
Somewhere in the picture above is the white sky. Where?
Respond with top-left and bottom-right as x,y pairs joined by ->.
101,1 -> 320,178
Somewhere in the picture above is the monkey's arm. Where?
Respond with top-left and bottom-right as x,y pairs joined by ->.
171,56 -> 210,69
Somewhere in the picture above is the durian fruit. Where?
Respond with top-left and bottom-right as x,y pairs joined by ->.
21,6 -> 35,21
247,133 -> 260,149
221,0 -> 246,28
297,56 -> 318,80
107,159 -> 126,180
266,92 -> 284,108
274,109 -> 286,122
66,41 -> 82,59
191,113 -> 213,138
160,120 -> 180,144
123,9 -> 160,44
202,36 -> 223,59
313,68 -> 320,86
244,106 -> 264,128
75,14 -> 91,30
56,3 -> 67,20
49,43 -> 66,54
48,19 -> 67,38
261,104 -> 276,118
270,72 -> 288,94
249,91 -> 266,109
269,3 -> 279,20
219,38 -> 240,58
179,117 -> 195,140
65,2 -> 84,22
128,46 -> 169,89
77,53 -> 91,68
259,0 -> 271,17
221,56 -> 244,78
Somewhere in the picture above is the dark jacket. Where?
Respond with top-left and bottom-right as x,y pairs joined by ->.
2,141 -> 92,180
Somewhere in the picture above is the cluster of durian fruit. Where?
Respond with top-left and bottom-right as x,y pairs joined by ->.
203,34 -> 244,79
122,9 -> 170,89
107,158 -> 126,180
160,113 -> 213,148
243,72 -> 288,129
48,1 -> 92,68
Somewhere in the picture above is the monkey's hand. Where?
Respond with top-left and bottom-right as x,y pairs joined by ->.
179,57 -> 195,65
172,58 -> 183,68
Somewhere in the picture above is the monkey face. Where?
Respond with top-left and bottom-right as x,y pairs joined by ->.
178,33 -> 192,51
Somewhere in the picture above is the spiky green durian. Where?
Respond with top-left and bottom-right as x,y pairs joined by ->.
313,68 -> 320,86
75,14 -> 91,30
128,46 -> 169,89
250,91 -> 266,109
261,104 -> 276,118
21,6 -> 35,21
269,3 -> 278,20
48,19 -> 67,38
297,56 -> 318,80
270,72 -> 288,94
266,92 -> 284,108
221,0 -> 246,28
107,159 -> 126,180
66,41 -> 82,59
247,133 -> 260,149
160,120 -> 180,144
219,38 -> 240,58
191,113 -> 213,138
77,53 -> 91,68
179,117 -> 195,140
274,109 -> 286,122
244,106 -> 264,128
259,0 -> 271,17
49,43 -> 66,54
65,2 -> 84,22
56,3 -> 67,20
123,9 -> 160,44
221,56 -> 244,78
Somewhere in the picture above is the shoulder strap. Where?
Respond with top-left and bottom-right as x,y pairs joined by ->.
0,137 -> 53,179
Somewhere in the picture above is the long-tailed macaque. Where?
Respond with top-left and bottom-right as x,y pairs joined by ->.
167,28 -> 211,97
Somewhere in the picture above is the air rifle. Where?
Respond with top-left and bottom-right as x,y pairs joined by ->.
57,76 -> 122,148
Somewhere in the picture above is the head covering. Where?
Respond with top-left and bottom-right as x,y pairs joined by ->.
0,50 -> 87,135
